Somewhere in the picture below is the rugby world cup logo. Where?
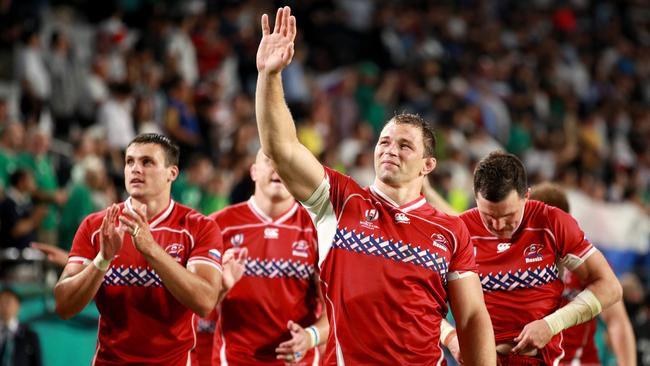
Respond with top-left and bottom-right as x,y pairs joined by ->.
364,209 -> 379,222
231,233 -> 244,246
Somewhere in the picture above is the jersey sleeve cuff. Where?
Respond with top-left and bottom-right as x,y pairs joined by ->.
187,257 -> 223,272
559,246 -> 598,271
447,270 -> 476,281
68,256 -> 92,265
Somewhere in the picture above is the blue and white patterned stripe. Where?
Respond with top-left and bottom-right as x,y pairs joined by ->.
333,228 -> 449,280
244,258 -> 315,280
480,264 -> 560,292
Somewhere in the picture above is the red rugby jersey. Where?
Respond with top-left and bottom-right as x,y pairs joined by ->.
460,200 -> 597,365
68,198 -> 223,366
302,167 -> 476,366
205,198 -> 321,365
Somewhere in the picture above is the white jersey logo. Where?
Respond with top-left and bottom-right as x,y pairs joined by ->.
292,240 -> 310,258
431,234 -> 448,252
497,242 -> 511,253
394,212 -> 410,224
264,228 -> 279,239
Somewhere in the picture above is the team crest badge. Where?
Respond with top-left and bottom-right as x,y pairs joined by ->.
231,233 -> 244,246
431,233 -> 448,252
292,240 -> 310,258
524,243 -> 544,263
165,243 -> 185,262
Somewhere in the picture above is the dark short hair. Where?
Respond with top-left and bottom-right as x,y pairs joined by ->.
474,151 -> 527,202
127,134 -> 180,166
385,113 -> 436,158
9,168 -> 30,188
530,182 -> 570,213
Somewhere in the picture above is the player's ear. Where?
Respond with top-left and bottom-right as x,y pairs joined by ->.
422,157 -> 436,176
169,165 -> 179,182
250,163 -> 258,182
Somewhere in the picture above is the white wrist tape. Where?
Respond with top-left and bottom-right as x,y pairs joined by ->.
93,252 -> 112,271
306,326 -> 320,348
440,319 -> 457,347
543,289 -> 602,335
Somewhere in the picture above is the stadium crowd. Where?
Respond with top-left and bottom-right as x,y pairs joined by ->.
0,0 -> 649,364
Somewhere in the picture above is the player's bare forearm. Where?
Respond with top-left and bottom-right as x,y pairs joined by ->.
255,72 -> 323,201
311,308 -> 329,346
601,301 -> 636,366
579,252 -> 622,310
54,263 -> 106,319
457,311 -> 496,365
449,274 -> 496,365
140,244 -> 221,317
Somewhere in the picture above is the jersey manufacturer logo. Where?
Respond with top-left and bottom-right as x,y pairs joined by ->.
394,212 -> 410,224
264,228 -> 279,239
497,242 -> 511,253
364,209 -> 379,221
524,243 -> 544,263
164,243 -> 185,262
431,233 -> 448,252
292,240 -> 310,258
231,233 -> 244,246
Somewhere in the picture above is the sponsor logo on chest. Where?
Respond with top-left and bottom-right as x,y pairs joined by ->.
524,243 -> 544,263
264,227 -> 279,239
292,240 -> 310,258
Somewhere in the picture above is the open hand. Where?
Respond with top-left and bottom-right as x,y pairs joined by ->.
100,204 -> 123,260
119,204 -> 154,255
222,247 -> 248,290
276,320 -> 310,363
257,6 -> 297,74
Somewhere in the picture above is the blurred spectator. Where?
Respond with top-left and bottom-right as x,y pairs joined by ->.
78,56 -> 109,127
16,29 -> 50,128
59,156 -> 112,251
98,81 -> 135,152
166,15 -> 198,86
46,30 -> 78,138
0,169 -> 47,250
0,122 -> 24,191
171,153 -> 213,210
16,129 -> 67,245
164,76 -> 201,167
0,288 -> 42,366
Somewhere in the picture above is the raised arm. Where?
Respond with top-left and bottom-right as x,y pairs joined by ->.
255,6 -> 324,201
448,274 -> 497,365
